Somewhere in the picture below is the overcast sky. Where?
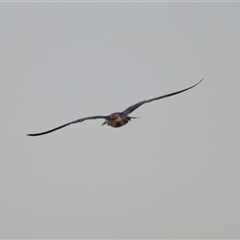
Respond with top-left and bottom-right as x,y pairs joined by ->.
1,2 -> 240,239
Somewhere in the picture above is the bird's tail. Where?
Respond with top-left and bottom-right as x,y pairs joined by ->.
129,116 -> 139,121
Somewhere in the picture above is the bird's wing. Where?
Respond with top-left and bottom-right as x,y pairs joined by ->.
27,115 -> 107,136
123,79 -> 203,115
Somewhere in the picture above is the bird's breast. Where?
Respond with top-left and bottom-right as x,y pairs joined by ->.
106,118 -> 129,128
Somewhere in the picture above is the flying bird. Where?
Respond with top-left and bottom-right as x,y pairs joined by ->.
27,79 -> 203,136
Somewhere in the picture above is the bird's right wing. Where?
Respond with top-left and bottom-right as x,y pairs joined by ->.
27,115 -> 107,136
123,79 -> 203,115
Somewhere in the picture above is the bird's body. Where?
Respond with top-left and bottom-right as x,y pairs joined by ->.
27,79 -> 203,136
101,112 -> 136,128
102,113 -> 130,127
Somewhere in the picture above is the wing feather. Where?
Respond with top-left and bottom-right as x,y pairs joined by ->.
27,115 -> 106,136
123,79 -> 203,115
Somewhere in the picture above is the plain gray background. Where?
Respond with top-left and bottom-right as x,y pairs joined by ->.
1,2 -> 240,239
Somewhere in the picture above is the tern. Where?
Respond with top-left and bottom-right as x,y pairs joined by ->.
27,79 -> 203,136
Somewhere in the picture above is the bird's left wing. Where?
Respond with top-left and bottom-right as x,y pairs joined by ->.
27,115 -> 107,136
123,79 -> 203,115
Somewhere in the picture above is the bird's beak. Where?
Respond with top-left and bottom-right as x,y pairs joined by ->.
101,120 -> 106,126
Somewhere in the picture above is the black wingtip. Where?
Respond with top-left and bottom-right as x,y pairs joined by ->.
192,78 -> 204,88
27,133 -> 40,137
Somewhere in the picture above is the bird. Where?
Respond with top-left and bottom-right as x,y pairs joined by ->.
27,79 -> 203,136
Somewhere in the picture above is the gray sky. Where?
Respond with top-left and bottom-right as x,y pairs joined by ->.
1,2 -> 240,239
